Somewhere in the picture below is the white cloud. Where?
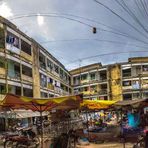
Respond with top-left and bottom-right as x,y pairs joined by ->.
0,2 -> 13,18
37,14 -> 44,26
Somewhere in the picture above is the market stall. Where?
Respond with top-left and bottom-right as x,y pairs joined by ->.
0,93 -> 83,148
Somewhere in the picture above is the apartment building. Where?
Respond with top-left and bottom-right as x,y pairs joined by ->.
0,16 -> 148,101
0,16 -> 72,99
70,57 -> 148,101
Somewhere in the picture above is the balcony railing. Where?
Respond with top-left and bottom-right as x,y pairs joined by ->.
22,74 -> 33,82
99,89 -> 107,95
122,73 -> 131,78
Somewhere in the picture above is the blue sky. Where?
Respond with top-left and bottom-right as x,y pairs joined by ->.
0,0 -> 148,70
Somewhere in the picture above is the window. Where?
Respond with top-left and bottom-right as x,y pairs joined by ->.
122,68 -> 131,77
123,94 -> 132,100
100,70 -> 107,80
123,81 -> 131,86
23,88 -> 33,97
8,85 -> 21,95
90,85 -> 97,92
21,39 -> 31,55
41,92 -> 48,98
132,93 -> 139,99
22,65 -> 32,77
39,53 -> 46,69
81,74 -> 87,80
143,92 -> 148,98
60,69 -> 64,78
47,59 -> 53,71
6,31 -> 19,48
90,72 -> 96,80
40,74 -> 47,87
0,58 -> 5,68
0,84 -> 6,94
54,64 -> 59,74
0,28 -> 5,48
142,65 -> 148,72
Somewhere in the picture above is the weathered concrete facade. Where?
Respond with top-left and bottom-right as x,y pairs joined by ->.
70,57 -> 148,101
0,16 -> 72,99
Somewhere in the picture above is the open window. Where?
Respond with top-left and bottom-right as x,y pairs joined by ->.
8,60 -> 20,79
122,68 -> 131,77
47,59 -> 53,71
23,88 -> 33,97
90,72 -> 96,80
6,31 -> 19,48
0,84 -> 6,94
22,65 -> 32,77
41,92 -> 48,98
122,80 -> 131,86
8,85 -> 21,95
21,39 -> 31,55
0,58 -> 5,68
54,64 -> 59,74
100,70 -> 107,81
123,93 -> 132,100
40,73 -> 47,88
39,52 -> 46,69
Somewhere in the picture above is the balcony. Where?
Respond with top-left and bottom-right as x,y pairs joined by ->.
20,51 -> 32,63
47,83 -> 54,90
0,67 -> 6,78
122,86 -> 132,92
22,74 -> 33,83
8,72 -> 21,81
122,72 -> 131,78
99,89 -> 107,95
80,79 -> 89,84
99,77 -> 107,82
39,62 -> 46,70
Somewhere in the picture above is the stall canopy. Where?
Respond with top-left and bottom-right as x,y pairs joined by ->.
0,93 -> 83,112
113,98 -> 148,109
80,100 -> 116,110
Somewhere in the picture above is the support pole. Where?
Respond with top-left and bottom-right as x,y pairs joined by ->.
120,109 -> 125,148
40,111 -> 43,148
86,111 -> 89,140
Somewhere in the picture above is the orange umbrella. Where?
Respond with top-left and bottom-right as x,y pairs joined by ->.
0,93 -> 83,111
0,93 -> 83,148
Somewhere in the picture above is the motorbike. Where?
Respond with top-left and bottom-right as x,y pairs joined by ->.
133,129 -> 148,148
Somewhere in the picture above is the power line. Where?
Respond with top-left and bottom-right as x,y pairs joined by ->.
93,0 -> 148,39
135,0 -> 146,18
40,38 -> 148,49
10,13 -> 148,45
114,0 -> 148,34
66,50 -> 148,65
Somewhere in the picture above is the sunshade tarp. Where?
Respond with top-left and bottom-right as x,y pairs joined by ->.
113,98 -> 148,109
80,100 -> 116,110
0,93 -> 83,112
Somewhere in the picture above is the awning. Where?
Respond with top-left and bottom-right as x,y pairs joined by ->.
113,98 -> 148,109
80,100 -> 116,110
0,93 -> 83,112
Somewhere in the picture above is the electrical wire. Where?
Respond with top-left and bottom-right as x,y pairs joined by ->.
121,0 -> 148,34
40,38 -> 148,49
9,13 -> 148,45
93,0 -> 148,39
135,0 -> 146,18
114,0 -> 148,35
66,50 -> 148,65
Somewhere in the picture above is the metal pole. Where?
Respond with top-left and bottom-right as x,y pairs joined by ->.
40,111 -> 43,148
120,109 -> 125,148
86,111 -> 89,140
